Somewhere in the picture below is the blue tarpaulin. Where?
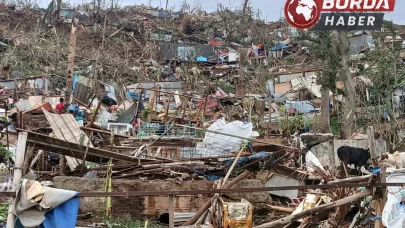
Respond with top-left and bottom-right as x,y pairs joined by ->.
127,91 -> 140,100
271,44 -> 288,51
196,56 -> 208,62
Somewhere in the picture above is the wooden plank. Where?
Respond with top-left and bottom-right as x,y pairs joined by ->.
19,130 -> 153,164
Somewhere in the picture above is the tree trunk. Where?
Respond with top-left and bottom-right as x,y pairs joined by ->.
319,86 -> 330,133
338,30 -> 356,138
242,0 -> 249,17
338,31 -> 355,100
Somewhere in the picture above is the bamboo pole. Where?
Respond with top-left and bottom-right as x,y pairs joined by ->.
6,132 -> 28,228
254,190 -> 372,228
222,145 -> 246,185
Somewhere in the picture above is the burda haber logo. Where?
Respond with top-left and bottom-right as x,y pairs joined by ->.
284,0 -> 396,30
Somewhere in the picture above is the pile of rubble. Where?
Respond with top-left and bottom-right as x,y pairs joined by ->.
0,2 -> 405,228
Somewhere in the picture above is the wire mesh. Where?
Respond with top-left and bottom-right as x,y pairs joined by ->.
138,123 -> 197,138
136,123 -> 249,160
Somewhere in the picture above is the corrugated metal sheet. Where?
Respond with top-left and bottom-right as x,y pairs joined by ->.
349,35 -> 373,54
43,109 -> 92,171
279,71 -> 319,83
0,81 -> 15,89
127,81 -> 183,99
291,75 -> 332,98
266,80 -> 275,94
73,83 -> 92,104
15,100 -> 32,111
116,103 -> 136,124
43,109 -> 92,147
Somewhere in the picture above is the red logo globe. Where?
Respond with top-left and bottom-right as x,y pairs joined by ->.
284,0 -> 321,29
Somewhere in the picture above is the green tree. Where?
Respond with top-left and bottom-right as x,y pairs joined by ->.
364,20 -> 405,149
298,31 -> 340,133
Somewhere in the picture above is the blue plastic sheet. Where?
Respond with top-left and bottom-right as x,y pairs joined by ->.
127,91 -> 140,100
372,168 -> 382,174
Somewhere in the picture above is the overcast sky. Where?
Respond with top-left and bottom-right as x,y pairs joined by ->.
37,0 -> 405,24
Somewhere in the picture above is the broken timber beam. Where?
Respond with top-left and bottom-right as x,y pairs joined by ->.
254,190 -> 372,228
326,174 -> 374,184
19,130 -> 153,164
